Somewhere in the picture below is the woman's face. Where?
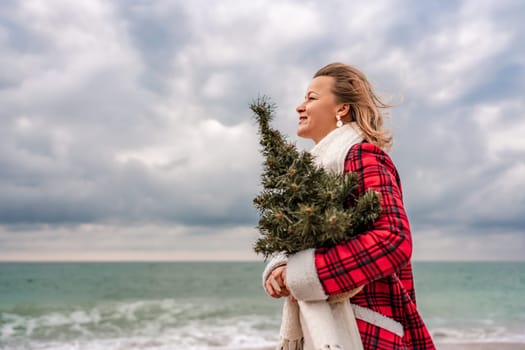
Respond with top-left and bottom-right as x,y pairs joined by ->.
296,75 -> 341,144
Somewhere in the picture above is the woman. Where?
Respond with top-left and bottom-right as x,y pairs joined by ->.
263,63 -> 435,349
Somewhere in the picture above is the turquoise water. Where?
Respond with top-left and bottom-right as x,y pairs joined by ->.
0,262 -> 524,349
414,262 -> 525,343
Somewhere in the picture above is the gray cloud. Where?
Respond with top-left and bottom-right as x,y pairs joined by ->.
0,0 -> 524,260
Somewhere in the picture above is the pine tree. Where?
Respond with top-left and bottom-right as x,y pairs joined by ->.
251,96 -> 382,259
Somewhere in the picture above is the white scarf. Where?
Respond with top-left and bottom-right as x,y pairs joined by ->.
278,123 -> 365,350
310,123 -> 364,174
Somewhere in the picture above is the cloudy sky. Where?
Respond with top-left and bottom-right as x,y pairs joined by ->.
1,0 -> 524,262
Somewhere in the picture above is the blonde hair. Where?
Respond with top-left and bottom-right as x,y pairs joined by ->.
314,62 -> 393,150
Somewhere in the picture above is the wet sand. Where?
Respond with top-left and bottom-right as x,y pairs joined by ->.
259,342 -> 525,350
437,343 -> 525,350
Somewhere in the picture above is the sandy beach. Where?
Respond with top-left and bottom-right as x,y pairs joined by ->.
259,343 -> 525,350
437,343 -> 525,350
260,343 -> 525,350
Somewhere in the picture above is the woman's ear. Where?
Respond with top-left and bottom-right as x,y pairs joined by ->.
336,103 -> 351,119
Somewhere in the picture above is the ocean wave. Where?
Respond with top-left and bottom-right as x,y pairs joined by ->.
0,298 -> 280,350
2,297 -> 525,349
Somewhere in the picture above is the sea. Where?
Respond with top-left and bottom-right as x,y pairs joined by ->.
0,261 -> 524,350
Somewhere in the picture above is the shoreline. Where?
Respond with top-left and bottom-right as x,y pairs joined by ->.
259,343 -> 525,350
437,343 -> 525,350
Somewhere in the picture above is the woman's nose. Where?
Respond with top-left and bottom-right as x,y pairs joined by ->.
296,102 -> 305,113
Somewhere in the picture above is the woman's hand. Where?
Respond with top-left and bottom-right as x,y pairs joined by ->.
265,265 -> 294,299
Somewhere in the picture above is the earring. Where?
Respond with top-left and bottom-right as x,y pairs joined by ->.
336,115 -> 343,128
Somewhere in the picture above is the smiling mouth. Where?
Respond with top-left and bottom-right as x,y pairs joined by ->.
299,116 -> 307,123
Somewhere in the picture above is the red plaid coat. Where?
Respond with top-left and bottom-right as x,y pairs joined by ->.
314,142 -> 436,349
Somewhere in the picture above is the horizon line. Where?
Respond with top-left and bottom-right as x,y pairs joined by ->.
1,259 -> 524,263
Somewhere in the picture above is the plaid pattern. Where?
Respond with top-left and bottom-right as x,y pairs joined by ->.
315,143 -> 436,349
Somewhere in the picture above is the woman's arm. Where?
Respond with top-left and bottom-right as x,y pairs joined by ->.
286,143 -> 412,300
